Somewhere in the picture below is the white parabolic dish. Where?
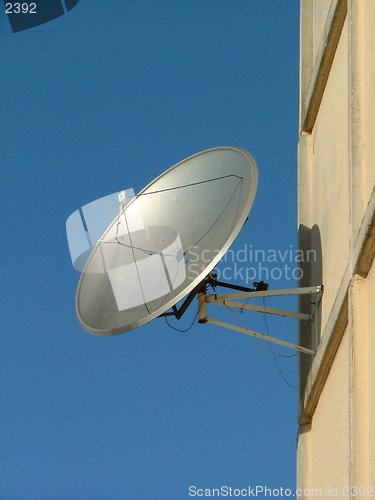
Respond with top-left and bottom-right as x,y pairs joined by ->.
76,147 -> 258,335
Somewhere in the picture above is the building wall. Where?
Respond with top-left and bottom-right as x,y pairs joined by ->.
297,1 -> 375,497
309,327 -> 350,491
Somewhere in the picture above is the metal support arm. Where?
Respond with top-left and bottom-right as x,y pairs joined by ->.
202,285 -> 323,356
160,277 -> 323,356
206,317 -> 316,356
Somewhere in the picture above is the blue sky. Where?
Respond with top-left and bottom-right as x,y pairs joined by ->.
0,2 -> 300,499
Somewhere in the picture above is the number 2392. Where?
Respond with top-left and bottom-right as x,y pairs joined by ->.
5,3 -> 37,14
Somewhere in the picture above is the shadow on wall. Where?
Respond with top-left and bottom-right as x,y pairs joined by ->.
298,224 -> 323,401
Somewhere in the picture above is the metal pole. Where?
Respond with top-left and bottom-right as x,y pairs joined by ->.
198,288 -> 207,324
207,317 -> 316,355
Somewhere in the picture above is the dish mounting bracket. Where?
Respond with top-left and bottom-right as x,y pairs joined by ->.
161,275 -> 323,356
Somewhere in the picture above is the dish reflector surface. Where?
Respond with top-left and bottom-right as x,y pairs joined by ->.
76,147 -> 258,335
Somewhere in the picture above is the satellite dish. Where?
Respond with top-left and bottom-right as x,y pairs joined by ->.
76,146 -> 258,335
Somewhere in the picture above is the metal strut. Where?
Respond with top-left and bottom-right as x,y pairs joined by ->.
159,275 -> 267,320
159,276 -> 323,356
203,284 -> 323,356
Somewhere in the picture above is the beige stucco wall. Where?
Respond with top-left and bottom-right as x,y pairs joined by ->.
367,264 -> 375,487
297,0 -> 375,496
310,19 -> 350,332
308,328 -> 350,490
362,2 -> 375,206
312,0 -> 332,61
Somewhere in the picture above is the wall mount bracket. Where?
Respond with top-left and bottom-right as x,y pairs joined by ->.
159,275 -> 323,356
198,283 -> 324,355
